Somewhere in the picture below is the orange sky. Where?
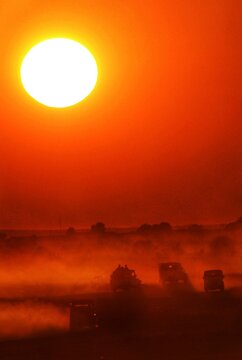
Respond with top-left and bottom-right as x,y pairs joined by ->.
0,0 -> 241,228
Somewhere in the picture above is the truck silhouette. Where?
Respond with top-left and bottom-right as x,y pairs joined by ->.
203,269 -> 225,292
158,262 -> 190,290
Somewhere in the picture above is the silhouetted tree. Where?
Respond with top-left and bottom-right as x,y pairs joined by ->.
91,222 -> 106,234
137,224 -> 152,234
151,224 -> 161,233
158,222 -> 172,233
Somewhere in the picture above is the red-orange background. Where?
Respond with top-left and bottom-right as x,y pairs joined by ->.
0,0 -> 241,228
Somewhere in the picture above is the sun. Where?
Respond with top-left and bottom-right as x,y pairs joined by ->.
20,38 -> 98,108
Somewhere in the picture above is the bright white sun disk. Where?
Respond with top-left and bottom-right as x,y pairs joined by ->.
20,38 -> 98,108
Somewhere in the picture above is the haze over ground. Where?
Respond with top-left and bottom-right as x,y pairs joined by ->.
0,223 -> 242,342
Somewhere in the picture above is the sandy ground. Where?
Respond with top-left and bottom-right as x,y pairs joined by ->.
0,329 -> 242,360
0,288 -> 242,359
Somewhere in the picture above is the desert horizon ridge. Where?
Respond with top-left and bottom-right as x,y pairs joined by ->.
1,215 -> 241,232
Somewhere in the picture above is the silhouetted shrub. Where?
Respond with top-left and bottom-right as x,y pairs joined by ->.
158,222 -> 172,233
91,222 -> 106,234
137,224 -> 152,234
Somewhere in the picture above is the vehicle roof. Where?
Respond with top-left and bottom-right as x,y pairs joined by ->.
204,269 -> 223,275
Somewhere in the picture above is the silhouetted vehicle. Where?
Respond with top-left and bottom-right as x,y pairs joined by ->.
203,269 -> 224,292
69,301 -> 98,332
159,262 -> 190,289
110,265 -> 141,292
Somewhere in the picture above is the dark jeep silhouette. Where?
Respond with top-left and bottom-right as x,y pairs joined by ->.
159,262 -> 190,290
110,265 -> 141,292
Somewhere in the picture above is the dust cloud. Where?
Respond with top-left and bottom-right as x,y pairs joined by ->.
0,301 -> 68,339
0,222 -> 242,340
0,221 -> 242,296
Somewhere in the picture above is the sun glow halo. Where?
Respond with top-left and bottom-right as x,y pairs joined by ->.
20,38 -> 98,108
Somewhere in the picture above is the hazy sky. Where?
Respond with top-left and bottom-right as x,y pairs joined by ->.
0,0 -> 241,228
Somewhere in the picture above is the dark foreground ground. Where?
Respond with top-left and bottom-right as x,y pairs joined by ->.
1,330 -> 242,360
1,288 -> 242,360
